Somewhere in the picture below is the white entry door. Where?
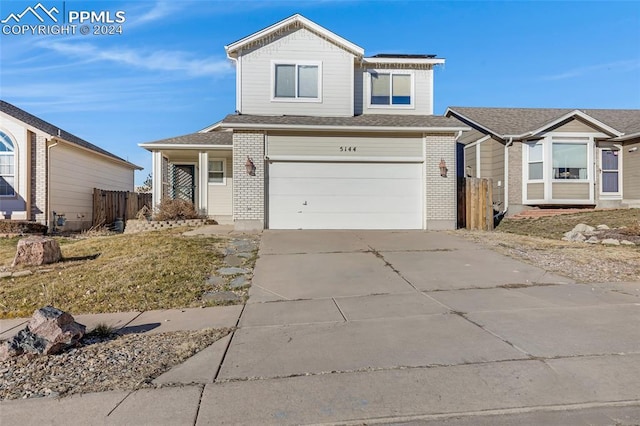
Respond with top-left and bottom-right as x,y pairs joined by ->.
268,162 -> 423,229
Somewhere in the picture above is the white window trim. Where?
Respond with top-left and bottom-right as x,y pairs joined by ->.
366,69 -> 415,110
208,158 -> 226,186
525,141 -> 544,182
522,134 -> 596,205
551,140 -> 590,182
270,60 -> 323,103
0,130 -> 16,198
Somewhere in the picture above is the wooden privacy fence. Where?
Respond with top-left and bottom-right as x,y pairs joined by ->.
457,177 -> 494,231
93,189 -> 152,227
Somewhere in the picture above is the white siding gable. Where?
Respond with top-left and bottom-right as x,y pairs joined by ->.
237,28 -> 355,117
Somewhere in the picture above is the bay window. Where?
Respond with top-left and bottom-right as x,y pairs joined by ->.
527,142 -> 543,180
552,143 -> 588,180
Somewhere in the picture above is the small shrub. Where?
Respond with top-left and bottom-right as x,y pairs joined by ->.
88,323 -> 116,337
0,221 -> 48,235
153,199 -> 201,221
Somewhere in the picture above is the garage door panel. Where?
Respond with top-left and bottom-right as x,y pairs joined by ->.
269,195 -> 420,214
268,162 -> 423,230
271,213 -> 420,230
270,177 -> 420,197
271,162 -> 419,179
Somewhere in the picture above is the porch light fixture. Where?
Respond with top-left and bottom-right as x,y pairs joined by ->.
245,157 -> 256,176
439,158 -> 448,177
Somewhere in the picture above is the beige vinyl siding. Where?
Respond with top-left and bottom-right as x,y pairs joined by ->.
239,28 -> 354,117
623,138 -> 640,199
49,143 -> 133,230
464,145 -> 476,176
552,183 -> 590,200
267,133 -> 423,158
360,68 -> 434,115
527,183 -> 544,200
353,68 -> 364,115
484,138 -> 505,206
207,153 -> 233,216
457,129 -> 486,145
550,118 -> 598,133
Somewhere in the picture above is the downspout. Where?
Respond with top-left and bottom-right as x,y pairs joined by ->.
503,137 -> 514,214
226,49 -> 240,113
46,138 -> 59,230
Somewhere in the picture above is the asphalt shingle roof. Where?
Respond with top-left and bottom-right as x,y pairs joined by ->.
448,107 -> 640,137
0,100 -> 138,167
141,131 -> 232,146
221,114 -> 466,129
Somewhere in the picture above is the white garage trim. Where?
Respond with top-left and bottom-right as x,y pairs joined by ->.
265,155 -> 423,162
268,161 -> 424,230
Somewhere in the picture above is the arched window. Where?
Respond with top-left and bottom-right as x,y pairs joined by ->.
0,131 -> 15,196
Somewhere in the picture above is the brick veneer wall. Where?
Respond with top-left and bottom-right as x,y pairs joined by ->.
507,142 -> 523,214
30,132 -> 47,224
233,131 -> 265,230
425,133 -> 457,230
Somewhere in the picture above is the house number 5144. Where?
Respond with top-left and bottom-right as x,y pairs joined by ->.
339,146 -> 357,152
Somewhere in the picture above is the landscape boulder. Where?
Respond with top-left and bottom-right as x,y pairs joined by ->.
0,306 -> 85,361
11,236 -> 62,267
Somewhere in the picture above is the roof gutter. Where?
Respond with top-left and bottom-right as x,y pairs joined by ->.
51,137 -> 142,170
220,123 -> 469,133
138,143 -> 232,151
610,131 -> 640,142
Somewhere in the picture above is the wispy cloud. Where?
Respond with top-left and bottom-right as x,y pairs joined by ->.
38,40 -> 232,77
128,1 -> 187,27
543,60 -> 640,81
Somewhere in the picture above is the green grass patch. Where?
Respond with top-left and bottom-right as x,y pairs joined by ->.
0,229 -> 229,318
496,209 -> 640,240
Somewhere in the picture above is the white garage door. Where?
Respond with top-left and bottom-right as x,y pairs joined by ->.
268,162 -> 423,229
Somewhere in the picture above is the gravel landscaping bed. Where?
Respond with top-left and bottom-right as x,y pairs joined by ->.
458,230 -> 640,283
0,328 -> 230,401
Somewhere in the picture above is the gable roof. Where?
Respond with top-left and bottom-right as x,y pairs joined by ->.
139,130 -> 232,150
225,14 -> 364,58
221,114 -> 467,132
0,100 -> 140,169
446,106 -> 640,140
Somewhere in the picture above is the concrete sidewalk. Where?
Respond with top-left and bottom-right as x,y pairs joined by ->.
1,230 -> 639,425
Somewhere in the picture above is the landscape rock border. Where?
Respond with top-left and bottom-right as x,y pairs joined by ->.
562,223 -> 638,246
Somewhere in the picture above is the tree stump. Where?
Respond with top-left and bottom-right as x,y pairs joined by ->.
12,236 -> 62,267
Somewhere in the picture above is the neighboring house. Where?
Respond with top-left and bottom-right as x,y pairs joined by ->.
141,14 -> 467,230
0,100 -> 141,231
446,107 -> 640,216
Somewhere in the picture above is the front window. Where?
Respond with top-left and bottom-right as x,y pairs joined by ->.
553,143 -> 587,180
274,62 -> 320,100
527,142 -> 543,180
0,131 -> 15,197
370,72 -> 412,106
208,159 -> 225,184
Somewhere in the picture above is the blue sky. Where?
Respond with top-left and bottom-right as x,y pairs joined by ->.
1,0 -> 639,184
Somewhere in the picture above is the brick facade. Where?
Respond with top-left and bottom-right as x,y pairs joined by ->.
30,132 -> 47,224
424,133 -> 457,230
507,142 -> 523,214
232,131 -> 265,230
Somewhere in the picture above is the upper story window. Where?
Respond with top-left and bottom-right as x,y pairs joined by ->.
272,61 -> 322,102
0,131 -> 15,197
369,71 -> 413,107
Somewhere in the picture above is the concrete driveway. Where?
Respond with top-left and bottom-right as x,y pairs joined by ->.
209,230 -> 640,424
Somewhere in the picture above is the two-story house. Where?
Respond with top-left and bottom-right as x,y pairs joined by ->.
141,14 -> 467,230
